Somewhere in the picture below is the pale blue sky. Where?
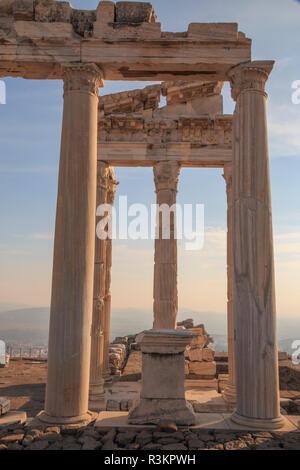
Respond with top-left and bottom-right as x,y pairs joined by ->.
0,0 -> 299,317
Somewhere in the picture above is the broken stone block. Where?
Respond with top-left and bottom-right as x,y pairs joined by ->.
0,397 -> 10,416
35,0 -> 71,23
71,9 -> 96,38
187,348 -> 203,362
177,318 -> 194,329
106,399 -> 120,411
13,0 -> 34,21
202,347 -> 215,362
190,333 -> 208,349
189,361 -> 216,379
116,2 -> 155,23
187,23 -> 238,40
96,1 -> 115,23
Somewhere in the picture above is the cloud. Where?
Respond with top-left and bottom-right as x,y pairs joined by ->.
12,233 -> 54,241
30,233 -> 54,241
274,231 -> 300,257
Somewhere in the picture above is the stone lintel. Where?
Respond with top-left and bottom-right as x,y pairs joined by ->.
0,2 -> 251,81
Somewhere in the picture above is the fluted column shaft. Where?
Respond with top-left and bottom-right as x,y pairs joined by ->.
229,61 -> 284,429
222,164 -> 236,404
153,161 -> 180,329
42,64 -> 104,424
103,169 -> 118,379
89,161 -> 109,409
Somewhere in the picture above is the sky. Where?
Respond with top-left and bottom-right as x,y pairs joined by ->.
0,0 -> 299,319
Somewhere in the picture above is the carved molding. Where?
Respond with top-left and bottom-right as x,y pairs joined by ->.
153,161 -> 180,192
228,61 -> 274,101
62,63 -> 104,96
98,115 -> 233,146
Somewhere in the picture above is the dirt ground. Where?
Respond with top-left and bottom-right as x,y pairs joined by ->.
1,359 -> 300,418
0,359 -> 47,417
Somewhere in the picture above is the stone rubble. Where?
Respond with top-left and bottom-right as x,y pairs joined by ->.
179,320 -> 217,380
108,334 -> 137,376
0,420 -> 299,451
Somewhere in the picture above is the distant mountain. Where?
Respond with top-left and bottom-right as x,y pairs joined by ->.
0,306 -> 299,353
0,302 -> 32,313
0,307 -> 50,347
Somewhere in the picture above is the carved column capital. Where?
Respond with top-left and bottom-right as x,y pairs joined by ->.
153,161 -> 180,193
62,63 -> 104,96
228,61 -> 274,101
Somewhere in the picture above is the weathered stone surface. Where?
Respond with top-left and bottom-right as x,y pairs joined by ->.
188,438 -> 205,449
116,2 -> 155,23
13,0 -> 34,21
115,431 -> 136,447
80,436 -> 101,450
187,348 -> 203,362
189,361 -> 217,378
96,1 -> 115,23
106,400 -> 120,411
0,398 -> 10,416
156,420 -> 178,433
35,0 -> 71,23
0,433 -> 24,444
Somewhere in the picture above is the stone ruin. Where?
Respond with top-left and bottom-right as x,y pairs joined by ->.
0,0 -> 287,430
107,320 -> 216,384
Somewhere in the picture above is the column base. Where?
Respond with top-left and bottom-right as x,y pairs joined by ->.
36,410 -> 96,429
222,384 -> 237,405
128,398 -> 196,426
231,411 -> 286,430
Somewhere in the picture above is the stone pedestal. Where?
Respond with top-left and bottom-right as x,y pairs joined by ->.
128,330 -> 196,425
153,162 -> 180,329
40,64 -> 104,426
229,61 -> 285,430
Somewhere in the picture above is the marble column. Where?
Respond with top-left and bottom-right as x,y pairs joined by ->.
89,161 -> 109,410
222,164 -> 236,404
153,161 -> 180,329
102,168 -> 118,380
40,64 -> 104,426
229,61 -> 284,429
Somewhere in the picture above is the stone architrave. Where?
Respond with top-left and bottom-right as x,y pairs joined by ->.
229,61 -> 285,430
222,163 -> 236,404
128,329 -> 196,425
102,168 -> 118,380
153,161 -> 180,329
89,161 -> 109,410
39,63 -> 104,427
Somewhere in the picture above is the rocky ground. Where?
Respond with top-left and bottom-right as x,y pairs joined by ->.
0,420 -> 300,451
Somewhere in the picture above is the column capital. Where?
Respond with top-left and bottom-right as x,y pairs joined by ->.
153,161 -> 180,193
62,63 -> 104,96
228,60 -> 274,101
